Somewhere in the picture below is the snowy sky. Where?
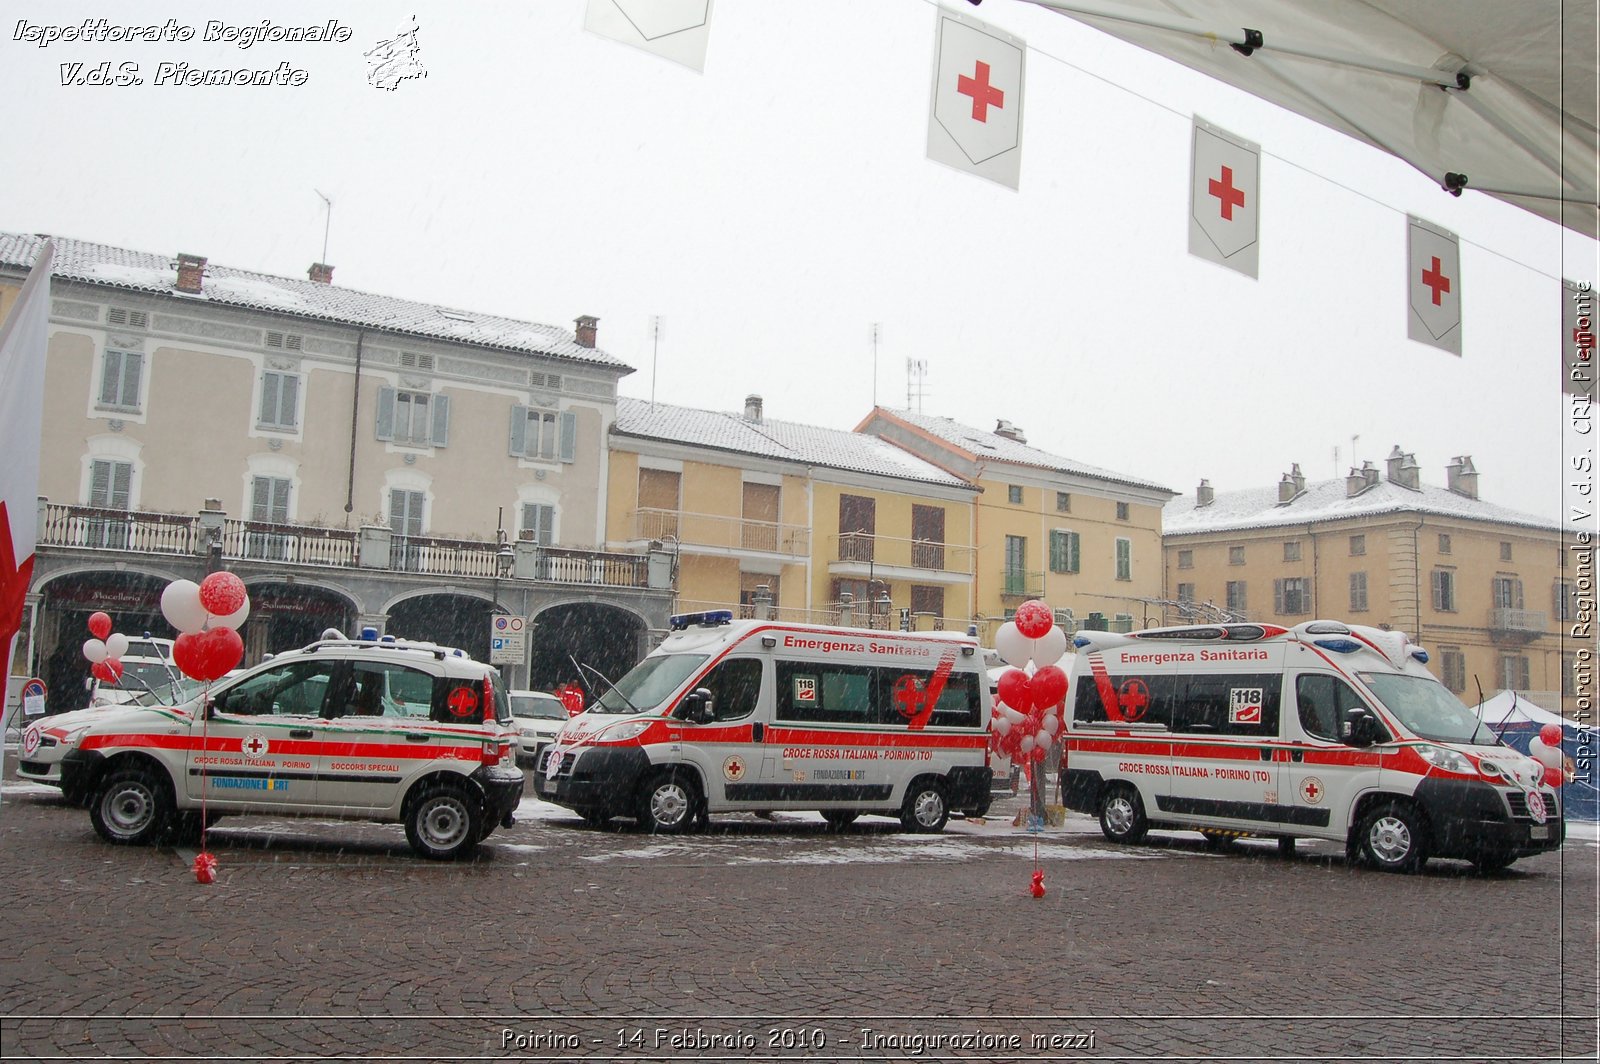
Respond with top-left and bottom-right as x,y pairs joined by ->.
2,0 -> 1594,521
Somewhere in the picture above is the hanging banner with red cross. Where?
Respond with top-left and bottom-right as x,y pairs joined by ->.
1406,215 -> 1462,355
926,7 -> 1025,190
584,0 -> 712,73
1189,117 -> 1259,278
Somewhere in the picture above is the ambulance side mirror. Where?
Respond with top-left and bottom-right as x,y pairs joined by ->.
1342,709 -> 1380,747
677,688 -> 715,725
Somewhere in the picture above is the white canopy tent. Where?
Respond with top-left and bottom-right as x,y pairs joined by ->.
1003,0 -> 1598,238
1478,689 -> 1582,731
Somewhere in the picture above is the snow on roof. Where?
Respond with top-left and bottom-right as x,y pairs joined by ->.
1164,474 -> 1563,536
0,231 -> 630,372
613,398 -> 973,490
875,408 -> 1173,494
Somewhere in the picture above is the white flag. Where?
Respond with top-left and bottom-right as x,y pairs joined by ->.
1407,216 -> 1461,355
585,0 -> 712,72
927,8 -> 1025,190
1189,118 -> 1259,278
0,239 -> 52,681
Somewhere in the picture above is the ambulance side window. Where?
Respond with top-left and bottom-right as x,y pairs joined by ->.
1072,673 -> 1176,728
1295,674 -> 1366,742
212,660 -> 335,718
1170,673 -> 1281,738
885,667 -> 981,728
776,662 -> 875,724
697,658 -> 763,722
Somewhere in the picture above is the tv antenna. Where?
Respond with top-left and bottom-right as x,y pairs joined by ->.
313,189 -> 333,265
906,358 -> 928,413
869,322 -> 881,408
649,315 -> 663,407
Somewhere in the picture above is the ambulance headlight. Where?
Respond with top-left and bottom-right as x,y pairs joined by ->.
1416,744 -> 1474,776
59,723 -> 94,747
601,720 -> 652,742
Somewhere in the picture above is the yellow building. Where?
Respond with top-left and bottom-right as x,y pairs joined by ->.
606,396 -> 980,630
1163,450 -> 1581,715
857,409 -> 1175,636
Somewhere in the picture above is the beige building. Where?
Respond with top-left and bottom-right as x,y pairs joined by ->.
1163,449 -> 1580,715
1,232 -> 672,700
857,409 -> 1175,635
606,396 -> 981,629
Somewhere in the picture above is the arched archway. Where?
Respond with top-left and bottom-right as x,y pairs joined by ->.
529,602 -> 648,693
244,583 -> 357,658
35,569 -> 175,711
387,592 -> 493,662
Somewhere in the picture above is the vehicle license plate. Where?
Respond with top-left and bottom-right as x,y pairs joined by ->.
1530,825 -> 1550,840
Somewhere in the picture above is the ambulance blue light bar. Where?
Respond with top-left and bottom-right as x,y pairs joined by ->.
1410,648 -> 1430,664
1313,638 -> 1364,654
669,609 -> 735,631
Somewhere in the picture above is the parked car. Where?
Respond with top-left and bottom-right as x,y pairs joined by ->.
57,632 -> 524,859
509,690 -> 568,770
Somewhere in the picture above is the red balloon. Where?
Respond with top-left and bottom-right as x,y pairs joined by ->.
1030,744 -> 1047,762
1030,664 -> 1069,709
1543,764 -> 1565,788
193,851 -> 218,885
88,611 -> 113,639
1539,723 -> 1564,748
1013,600 -> 1054,640
91,659 -> 123,684
198,572 -> 247,618
1029,869 -> 1046,898
997,668 -> 1035,712
175,627 -> 244,682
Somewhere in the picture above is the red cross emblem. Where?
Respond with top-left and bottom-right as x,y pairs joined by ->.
723,755 -> 746,782
1208,165 -> 1246,220
446,686 -> 480,718
1421,256 -> 1451,305
1300,776 -> 1324,804
956,60 -> 1004,122
1117,679 -> 1150,722
242,734 -> 268,757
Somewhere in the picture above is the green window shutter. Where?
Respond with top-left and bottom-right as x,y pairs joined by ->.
375,386 -> 396,441
509,405 -> 528,457
558,411 -> 577,463
1274,579 -> 1285,614
430,393 -> 451,447
1049,531 -> 1066,573
1068,532 -> 1080,574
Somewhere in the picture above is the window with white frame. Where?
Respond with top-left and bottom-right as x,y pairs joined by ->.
258,370 -> 300,430
509,405 -> 576,462
247,476 -> 293,560
376,387 -> 450,447
85,458 -> 133,548
389,488 -> 426,571
1499,654 -> 1530,691
98,348 -> 143,410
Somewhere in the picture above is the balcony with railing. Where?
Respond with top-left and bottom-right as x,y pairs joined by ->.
634,508 -> 809,558
38,503 -> 656,592
674,596 -> 970,633
831,532 -> 975,578
1000,568 -> 1045,598
1489,607 -> 1547,641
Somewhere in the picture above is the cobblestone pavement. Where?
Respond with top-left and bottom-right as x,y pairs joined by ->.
0,771 -> 1595,1063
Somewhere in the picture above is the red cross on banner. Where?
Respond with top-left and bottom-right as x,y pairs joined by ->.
1407,216 -> 1462,355
1190,118 -> 1260,278
927,8 -> 1025,189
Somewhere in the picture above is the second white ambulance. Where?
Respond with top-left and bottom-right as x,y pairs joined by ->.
537,611 -> 993,832
1063,620 -> 1563,873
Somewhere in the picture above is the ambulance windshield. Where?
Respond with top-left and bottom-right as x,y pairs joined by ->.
1358,672 -> 1498,746
596,654 -> 709,715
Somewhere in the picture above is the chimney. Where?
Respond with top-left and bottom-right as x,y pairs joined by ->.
1347,461 -> 1379,497
174,253 -> 207,294
308,262 -> 334,284
994,419 -> 1027,444
1384,445 -> 1406,483
1384,448 -> 1421,490
744,394 -> 763,423
573,315 -> 598,349
1196,479 -> 1214,507
1446,455 -> 1479,498
1275,463 -> 1306,504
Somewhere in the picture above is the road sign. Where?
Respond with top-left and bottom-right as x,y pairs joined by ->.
21,678 -> 46,717
489,615 -> 527,665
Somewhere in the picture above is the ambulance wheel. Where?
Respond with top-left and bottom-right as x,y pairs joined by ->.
90,767 -> 173,846
1357,801 -> 1429,874
1473,852 -> 1517,873
821,810 -> 859,832
404,783 -> 483,861
637,771 -> 700,834
1097,785 -> 1148,844
900,779 -> 949,833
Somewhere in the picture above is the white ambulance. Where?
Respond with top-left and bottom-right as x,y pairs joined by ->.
536,611 -> 993,833
1063,620 -> 1563,873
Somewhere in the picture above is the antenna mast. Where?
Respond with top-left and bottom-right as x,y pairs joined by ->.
906,358 -> 928,413
869,323 -> 881,408
650,315 -> 663,408
313,189 -> 333,264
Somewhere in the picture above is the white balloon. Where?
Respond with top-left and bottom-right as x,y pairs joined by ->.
993,715 -> 1012,735
1529,737 -> 1563,770
160,579 -> 209,635
1019,734 -> 1035,753
995,622 -> 1033,669
82,638 -> 108,664
105,632 -> 130,659
209,596 -> 251,632
1032,625 -> 1069,667
1001,706 -> 1025,725
1041,713 -> 1059,735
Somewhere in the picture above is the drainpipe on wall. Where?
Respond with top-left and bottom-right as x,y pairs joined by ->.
346,330 -> 365,521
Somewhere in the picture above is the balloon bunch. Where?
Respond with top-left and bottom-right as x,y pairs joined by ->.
161,573 -> 250,682
988,600 -> 1071,779
1527,723 -> 1568,788
82,611 -> 129,684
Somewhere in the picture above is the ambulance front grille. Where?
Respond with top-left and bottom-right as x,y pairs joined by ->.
539,749 -> 573,778
1504,791 -> 1560,821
